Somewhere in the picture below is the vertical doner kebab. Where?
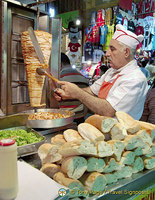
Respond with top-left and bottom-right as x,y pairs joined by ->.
21,30 -> 52,107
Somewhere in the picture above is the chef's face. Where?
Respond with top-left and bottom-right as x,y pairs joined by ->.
106,39 -> 127,69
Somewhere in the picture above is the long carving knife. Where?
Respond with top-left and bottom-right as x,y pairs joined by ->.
28,26 -> 45,64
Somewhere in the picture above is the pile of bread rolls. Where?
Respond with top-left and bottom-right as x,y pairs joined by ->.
38,111 -> 155,198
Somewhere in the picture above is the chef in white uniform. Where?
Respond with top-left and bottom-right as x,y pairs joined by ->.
54,24 -> 148,120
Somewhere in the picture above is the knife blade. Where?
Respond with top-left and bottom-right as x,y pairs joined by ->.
28,27 -> 45,64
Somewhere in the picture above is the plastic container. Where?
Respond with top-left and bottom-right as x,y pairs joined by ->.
0,139 -> 18,200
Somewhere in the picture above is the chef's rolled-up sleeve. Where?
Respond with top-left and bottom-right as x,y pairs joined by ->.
106,79 -> 148,120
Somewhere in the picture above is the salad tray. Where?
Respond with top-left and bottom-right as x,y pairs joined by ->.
0,126 -> 45,157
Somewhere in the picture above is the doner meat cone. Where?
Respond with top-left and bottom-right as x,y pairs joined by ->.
21,30 -> 52,107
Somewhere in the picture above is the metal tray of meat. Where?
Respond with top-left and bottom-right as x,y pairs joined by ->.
0,126 -> 45,157
22,108 -> 75,129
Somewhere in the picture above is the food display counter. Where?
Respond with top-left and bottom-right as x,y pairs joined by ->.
0,113 -> 155,200
20,127 -> 155,200
0,1 -> 154,200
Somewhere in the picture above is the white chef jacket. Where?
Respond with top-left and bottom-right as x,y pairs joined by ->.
90,60 -> 148,120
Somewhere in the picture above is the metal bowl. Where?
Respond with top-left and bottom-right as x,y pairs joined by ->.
22,108 -> 75,129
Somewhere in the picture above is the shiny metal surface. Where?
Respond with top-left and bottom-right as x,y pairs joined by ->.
1,1 -> 7,114
0,113 -> 29,130
95,169 -> 155,200
48,18 -> 62,108
23,108 -> 75,129
1,0 -> 51,114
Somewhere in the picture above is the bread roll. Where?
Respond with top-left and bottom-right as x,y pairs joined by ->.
58,140 -> 97,157
40,163 -> 61,178
134,144 -> 152,157
124,135 -> 145,151
53,172 -> 75,186
142,157 -> 155,169
53,172 -> 85,198
38,143 -> 62,164
145,144 -> 155,157
96,141 -> 113,157
104,173 -> 118,185
87,157 -> 105,172
151,129 -> 155,142
81,172 -> 107,192
51,134 -> 66,144
107,140 -> 125,161
53,172 -> 66,185
137,120 -> 155,135
115,166 -> 133,179
21,30 -> 52,107
116,111 -> 140,134
85,114 -> 117,133
136,130 -> 152,146
63,129 -> 83,142
61,156 -> 87,179
47,144 -> 62,163
110,123 -> 128,140
78,123 -> 105,141
38,143 -> 53,162
132,157 -> 144,173
103,158 -> 121,173
119,151 -> 135,165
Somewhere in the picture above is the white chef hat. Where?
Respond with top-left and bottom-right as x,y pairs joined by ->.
112,24 -> 144,49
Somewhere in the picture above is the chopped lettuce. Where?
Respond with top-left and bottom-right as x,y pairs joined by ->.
0,129 -> 43,146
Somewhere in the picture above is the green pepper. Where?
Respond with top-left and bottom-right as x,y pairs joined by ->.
0,129 -> 43,146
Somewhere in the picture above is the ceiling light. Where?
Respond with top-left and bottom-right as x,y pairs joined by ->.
49,8 -> 55,17
72,65 -> 76,69
76,19 -> 81,26
87,60 -> 92,65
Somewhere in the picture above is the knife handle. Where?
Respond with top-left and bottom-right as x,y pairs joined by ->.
45,72 -> 59,83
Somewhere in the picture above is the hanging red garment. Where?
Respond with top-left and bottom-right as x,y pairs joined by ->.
92,25 -> 100,44
96,10 -> 105,27
119,0 -> 132,11
68,43 -> 81,52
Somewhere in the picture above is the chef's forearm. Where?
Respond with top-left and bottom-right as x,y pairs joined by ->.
76,89 -> 116,117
